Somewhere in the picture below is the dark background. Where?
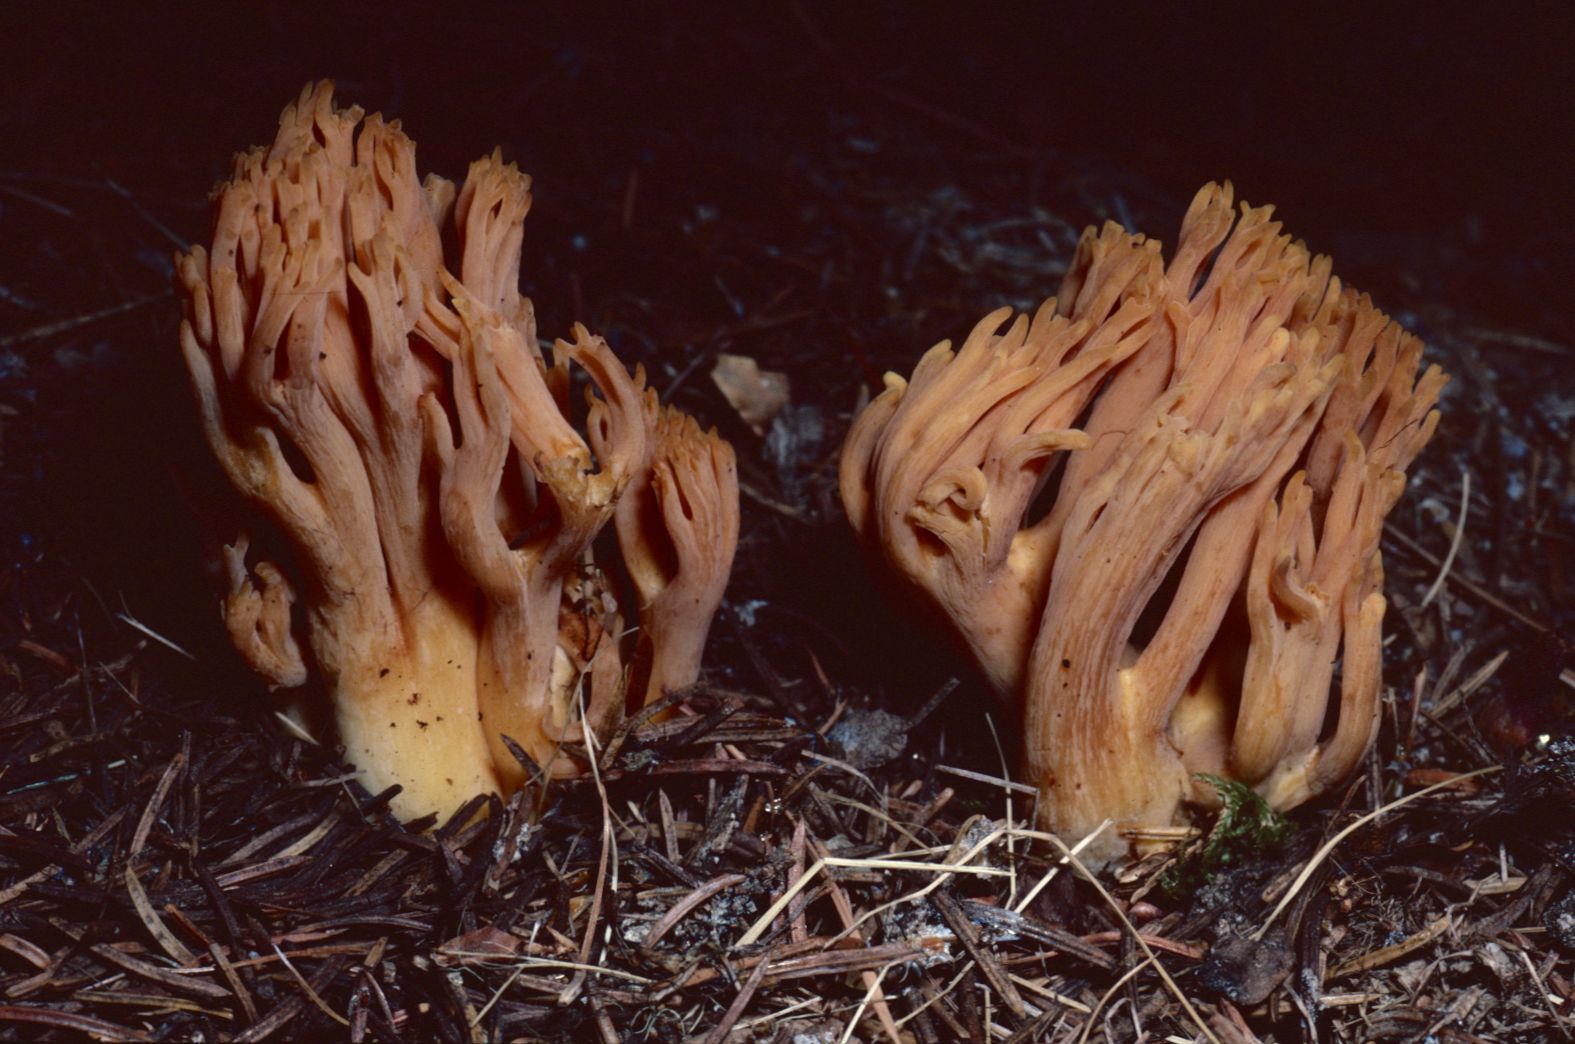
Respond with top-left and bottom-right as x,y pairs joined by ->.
9,5 -> 1571,226
6,3 -> 1570,315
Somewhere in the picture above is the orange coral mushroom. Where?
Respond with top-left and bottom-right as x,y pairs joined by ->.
841,183 -> 1445,862
177,83 -> 738,821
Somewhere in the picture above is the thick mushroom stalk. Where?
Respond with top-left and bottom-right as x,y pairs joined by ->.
841,183 -> 1444,862
176,83 -> 738,821
423,296 -> 644,786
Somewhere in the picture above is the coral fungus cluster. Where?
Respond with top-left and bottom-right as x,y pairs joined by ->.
176,83 -> 738,822
176,81 -> 1442,864
841,183 -> 1445,861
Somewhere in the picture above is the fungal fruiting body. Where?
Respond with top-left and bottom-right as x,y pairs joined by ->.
840,183 -> 1444,862
177,83 -> 737,821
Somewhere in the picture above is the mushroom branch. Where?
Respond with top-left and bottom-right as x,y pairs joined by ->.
614,379 -> 742,712
176,82 -> 738,821
840,183 -> 1445,862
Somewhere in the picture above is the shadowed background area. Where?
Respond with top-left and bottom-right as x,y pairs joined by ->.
7,4 -> 1571,305
10,5 -> 1572,213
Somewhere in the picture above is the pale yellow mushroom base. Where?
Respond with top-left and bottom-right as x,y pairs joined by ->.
329,597 -> 500,823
